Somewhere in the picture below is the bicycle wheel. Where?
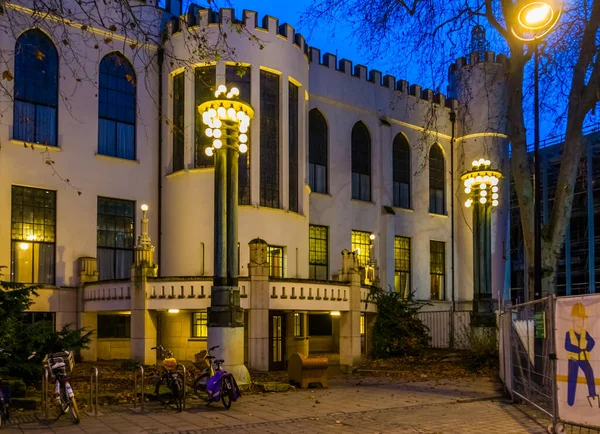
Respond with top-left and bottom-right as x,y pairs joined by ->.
68,397 -> 80,424
221,377 -> 232,410
155,377 -> 174,406
171,373 -> 184,412
193,373 -> 209,400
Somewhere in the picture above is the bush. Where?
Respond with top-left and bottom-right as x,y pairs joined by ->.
461,325 -> 498,370
120,359 -> 142,372
369,287 -> 431,358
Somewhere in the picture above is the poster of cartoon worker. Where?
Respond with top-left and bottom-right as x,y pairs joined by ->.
565,302 -> 599,407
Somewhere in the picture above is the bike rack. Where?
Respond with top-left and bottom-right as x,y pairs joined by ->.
133,365 -> 144,413
41,367 -> 49,419
175,364 -> 187,410
88,367 -> 99,416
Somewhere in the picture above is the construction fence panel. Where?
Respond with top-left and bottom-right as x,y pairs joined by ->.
416,310 -> 472,349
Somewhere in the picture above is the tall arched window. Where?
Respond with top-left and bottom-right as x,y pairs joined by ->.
351,122 -> 371,201
393,134 -> 410,208
308,109 -> 328,194
98,53 -> 136,160
429,144 -> 445,214
13,29 -> 58,147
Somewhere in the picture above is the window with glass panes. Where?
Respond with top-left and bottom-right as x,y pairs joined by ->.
429,144 -> 445,214
97,198 -> 135,280
394,236 -> 411,298
393,134 -> 411,208
260,70 -> 280,208
11,186 -> 56,284
351,122 -> 371,201
308,109 -> 328,194
97,315 -> 130,338
172,71 -> 185,172
430,240 -> 445,300
226,65 -> 252,205
98,53 -> 136,160
267,245 -> 285,278
294,313 -> 303,337
23,312 -> 55,331
309,225 -> 328,280
191,311 -> 208,338
351,230 -> 372,267
13,30 -> 59,147
289,82 -> 299,213
194,66 -> 216,168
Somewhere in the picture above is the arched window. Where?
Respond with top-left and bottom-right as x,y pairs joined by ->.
393,134 -> 410,208
13,29 -> 58,147
351,122 -> 371,201
429,144 -> 445,214
308,109 -> 328,194
98,53 -> 136,160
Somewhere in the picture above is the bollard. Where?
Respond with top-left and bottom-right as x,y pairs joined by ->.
133,365 -> 144,413
41,367 -> 49,419
89,367 -> 99,416
176,364 -> 187,410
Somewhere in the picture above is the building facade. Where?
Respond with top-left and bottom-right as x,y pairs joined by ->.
0,1 -> 510,370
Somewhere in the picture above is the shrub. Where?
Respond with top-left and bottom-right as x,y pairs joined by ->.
461,325 -> 498,370
368,287 -> 431,358
120,359 -> 142,372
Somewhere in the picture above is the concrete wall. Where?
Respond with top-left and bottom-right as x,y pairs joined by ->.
97,339 -> 131,360
159,311 -> 207,361
26,287 -> 78,329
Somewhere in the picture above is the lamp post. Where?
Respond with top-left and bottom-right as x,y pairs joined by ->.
511,1 -> 561,301
198,85 -> 254,382
461,158 -> 502,326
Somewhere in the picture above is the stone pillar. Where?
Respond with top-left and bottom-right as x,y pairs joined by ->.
77,257 -> 99,361
247,238 -> 270,371
285,312 -> 309,360
339,270 -> 362,372
131,205 -> 158,365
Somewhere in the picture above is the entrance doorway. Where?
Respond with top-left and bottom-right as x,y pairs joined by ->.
269,311 -> 286,371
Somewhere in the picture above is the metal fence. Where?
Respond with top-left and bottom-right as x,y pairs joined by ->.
416,310 -> 471,349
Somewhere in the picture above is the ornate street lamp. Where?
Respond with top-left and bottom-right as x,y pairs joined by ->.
511,0 -> 561,301
198,85 -> 254,381
461,158 -> 502,327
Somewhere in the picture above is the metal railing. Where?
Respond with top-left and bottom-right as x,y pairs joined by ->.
133,366 -> 144,413
176,364 -> 187,410
41,367 -> 49,419
89,367 -> 99,416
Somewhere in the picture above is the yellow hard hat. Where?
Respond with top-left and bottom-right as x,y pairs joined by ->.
572,302 -> 588,318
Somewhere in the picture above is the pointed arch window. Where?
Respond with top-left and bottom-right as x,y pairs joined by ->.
429,144 -> 446,214
13,29 -> 59,147
351,122 -> 371,201
393,134 -> 410,208
309,109 -> 328,194
98,53 -> 136,160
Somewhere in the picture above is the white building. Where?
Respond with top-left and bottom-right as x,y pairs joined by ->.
0,1 -> 510,371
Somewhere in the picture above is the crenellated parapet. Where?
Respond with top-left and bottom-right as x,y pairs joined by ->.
448,50 -> 509,76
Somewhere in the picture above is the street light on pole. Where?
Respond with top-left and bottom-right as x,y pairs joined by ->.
511,0 -> 561,301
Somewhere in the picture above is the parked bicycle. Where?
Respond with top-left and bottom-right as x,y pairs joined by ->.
0,349 -> 11,427
29,350 -> 80,424
193,346 -> 241,409
152,345 -> 184,412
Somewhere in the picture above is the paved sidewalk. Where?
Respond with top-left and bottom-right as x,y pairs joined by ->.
2,377 -> 549,433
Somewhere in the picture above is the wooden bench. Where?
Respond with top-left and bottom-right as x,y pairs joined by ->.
288,353 -> 328,389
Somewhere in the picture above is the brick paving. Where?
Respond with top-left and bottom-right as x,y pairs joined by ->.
2,377 -> 550,433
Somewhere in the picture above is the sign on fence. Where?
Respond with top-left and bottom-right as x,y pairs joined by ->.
556,294 -> 600,427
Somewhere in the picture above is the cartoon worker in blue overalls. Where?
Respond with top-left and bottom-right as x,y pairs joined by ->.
565,302 -> 599,407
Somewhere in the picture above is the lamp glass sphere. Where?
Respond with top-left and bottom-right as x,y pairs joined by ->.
239,143 -> 248,153
141,204 -> 149,211
205,147 -> 214,156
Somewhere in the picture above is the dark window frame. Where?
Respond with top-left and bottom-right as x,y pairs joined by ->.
97,314 -> 131,338
260,70 -> 281,208
172,71 -> 185,172
308,109 -> 328,194
394,236 -> 411,298
309,224 -> 329,280
98,52 -> 136,160
97,197 -> 135,281
288,81 -> 299,213
267,245 -> 285,278
13,29 -> 59,147
10,185 -> 56,285
429,144 -> 446,214
191,311 -> 208,339
430,240 -> 446,300
393,134 -> 411,209
22,311 -> 56,331
308,314 -> 333,336
194,65 -> 216,168
351,122 -> 371,201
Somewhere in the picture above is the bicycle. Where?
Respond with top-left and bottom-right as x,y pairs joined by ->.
152,345 -> 184,412
192,346 -> 240,409
29,350 -> 80,424
0,349 -> 11,427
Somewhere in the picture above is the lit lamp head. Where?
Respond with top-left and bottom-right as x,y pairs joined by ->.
369,234 -> 376,241
460,159 -> 502,208
198,85 -> 255,157
511,0 -> 562,42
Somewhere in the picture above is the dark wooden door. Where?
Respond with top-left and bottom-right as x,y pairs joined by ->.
269,311 -> 286,371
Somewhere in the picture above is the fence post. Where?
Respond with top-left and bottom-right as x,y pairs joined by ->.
176,364 -> 187,410
88,367 -> 99,416
41,367 -> 49,419
133,366 -> 144,413
549,294 -> 559,431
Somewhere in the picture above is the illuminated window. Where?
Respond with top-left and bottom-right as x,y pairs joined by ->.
351,122 -> 371,201
97,198 -> 135,280
351,230 -> 372,267
98,53 -> 136,160
309,225 -> 328,280
268,245 -> 285,278
172,71 -> 185,172
294,313 -> 303,337
11,186 -> 56,284
393,134 -> 411,208
360,313 -> 365,336
308,109 -> 328,194
13,29 -> 58,147
260,70 -> 280,208
430,241 -> 446,300
194,65 -> 216,168
191,311 -> 208,339
429,144 -> 445,214
394,236 -> 411,298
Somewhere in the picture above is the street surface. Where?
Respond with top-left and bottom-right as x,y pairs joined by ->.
3,377 -> 549,433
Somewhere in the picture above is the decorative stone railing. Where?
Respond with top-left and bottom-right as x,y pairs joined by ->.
83,280 -> 132,311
